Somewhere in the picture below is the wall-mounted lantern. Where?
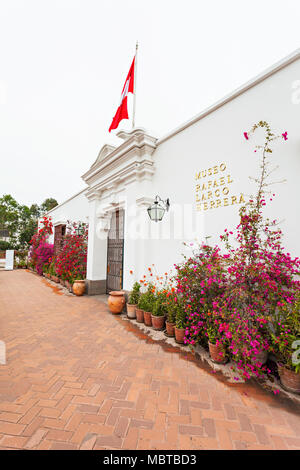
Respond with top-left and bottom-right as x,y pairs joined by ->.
75,223 -> 85,236
147,195 -> 170,222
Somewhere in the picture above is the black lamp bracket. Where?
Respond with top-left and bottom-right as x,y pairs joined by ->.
154,195 -> 170,211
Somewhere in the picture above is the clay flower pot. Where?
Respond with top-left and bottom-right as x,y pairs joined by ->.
151,315 -> 165,330
72,280 -> 85,296
278,365 -> 300,394
175,327 -> 185,344
136,308 -> 144,323
209,342 -> 227,364
108,291 -> 125,314
253,350 -> 268,365
166,321 -> 175,337
127,304 -> 137,319
143,311 -> 152,327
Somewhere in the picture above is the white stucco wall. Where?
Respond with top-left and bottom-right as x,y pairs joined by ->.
123,57 -> 300,288
45,189 -> 90,243
44,53 -> 300,293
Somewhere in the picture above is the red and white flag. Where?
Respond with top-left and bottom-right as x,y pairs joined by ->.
109,57 -> 135,132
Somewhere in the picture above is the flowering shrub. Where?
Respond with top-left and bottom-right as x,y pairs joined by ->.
172,121 -> 300,380
35,242 -> 54,276
175,244 -> 228,347
270,294 -> 300,373
29,216 -> 53,274
54,221 -> 88,282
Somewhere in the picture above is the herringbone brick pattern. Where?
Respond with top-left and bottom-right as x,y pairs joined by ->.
0,270 -> 299,450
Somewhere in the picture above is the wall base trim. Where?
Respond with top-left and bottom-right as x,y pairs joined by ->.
86,279 -> 106,295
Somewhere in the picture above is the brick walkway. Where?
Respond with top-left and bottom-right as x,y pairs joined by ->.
0,270 -> 299,450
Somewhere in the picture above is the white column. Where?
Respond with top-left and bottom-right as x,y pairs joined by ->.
122,195 -> 153,291
86,198 -> 110,294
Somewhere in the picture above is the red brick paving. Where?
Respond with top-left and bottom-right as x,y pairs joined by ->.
0,269 -> 299,450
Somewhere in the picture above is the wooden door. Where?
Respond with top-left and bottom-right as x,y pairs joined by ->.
106,209 -> 124,293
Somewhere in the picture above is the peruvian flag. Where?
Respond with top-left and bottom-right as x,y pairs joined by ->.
109,57 -> 135,132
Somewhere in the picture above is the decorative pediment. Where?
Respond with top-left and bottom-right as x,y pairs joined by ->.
82,128 -> 158,190
116,127 -> 147,141
90,144 -> 116,169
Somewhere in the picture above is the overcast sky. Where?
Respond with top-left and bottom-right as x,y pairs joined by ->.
1,0 -> 300,207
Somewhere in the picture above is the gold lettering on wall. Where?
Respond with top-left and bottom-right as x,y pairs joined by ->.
195,162 -> 244,212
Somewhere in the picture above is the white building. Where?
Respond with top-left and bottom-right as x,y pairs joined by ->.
47,49 -> 300,295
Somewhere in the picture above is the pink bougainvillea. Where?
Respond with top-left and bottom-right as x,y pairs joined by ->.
35,242 -> 54,276
29,216 -> 53,274
174,121 -> 299,379
54,221 -> 88,282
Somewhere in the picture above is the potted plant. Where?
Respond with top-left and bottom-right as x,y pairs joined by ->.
175,303 -> 186,344
207,325 -> 227,364
141,284 -> 156,327
271,298 -> 300,393
127,282 -> 141,319
166,293 -> 176,337
136,293 -> 146,323
152,295 -> 166,330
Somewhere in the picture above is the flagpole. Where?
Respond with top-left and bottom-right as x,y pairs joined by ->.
132,41 -> 138,129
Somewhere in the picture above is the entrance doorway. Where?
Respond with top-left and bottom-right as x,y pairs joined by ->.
106,209 -> 124,293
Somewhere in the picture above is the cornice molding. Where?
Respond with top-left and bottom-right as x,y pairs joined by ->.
82,128 -> 158,194
136,196 -> 153,208
158,48 -> 300,145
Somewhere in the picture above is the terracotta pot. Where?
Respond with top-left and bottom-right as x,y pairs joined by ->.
108,291 -> 125,314
136,308 -> 144,323
143,311 -> 152,326
72,280 -> 85,296
253,350 -> 268,365
127,304 -> 137,319
209,342 -> 227,364
278,365 -> 300,394
151,315 -> 165,330
166,321 -> 175,337
175,327 -> 185,344
242,347 -> 268,366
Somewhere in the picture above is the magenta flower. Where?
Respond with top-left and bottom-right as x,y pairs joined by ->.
282,131 -> 288,141
243,132 -> 249,140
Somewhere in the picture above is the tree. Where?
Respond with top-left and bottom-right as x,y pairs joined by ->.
0,194 -> 20,245
0,194 -> 58,250
18,206 -> 38,248
40,198 -> 58,214
29,204 -> 41,219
